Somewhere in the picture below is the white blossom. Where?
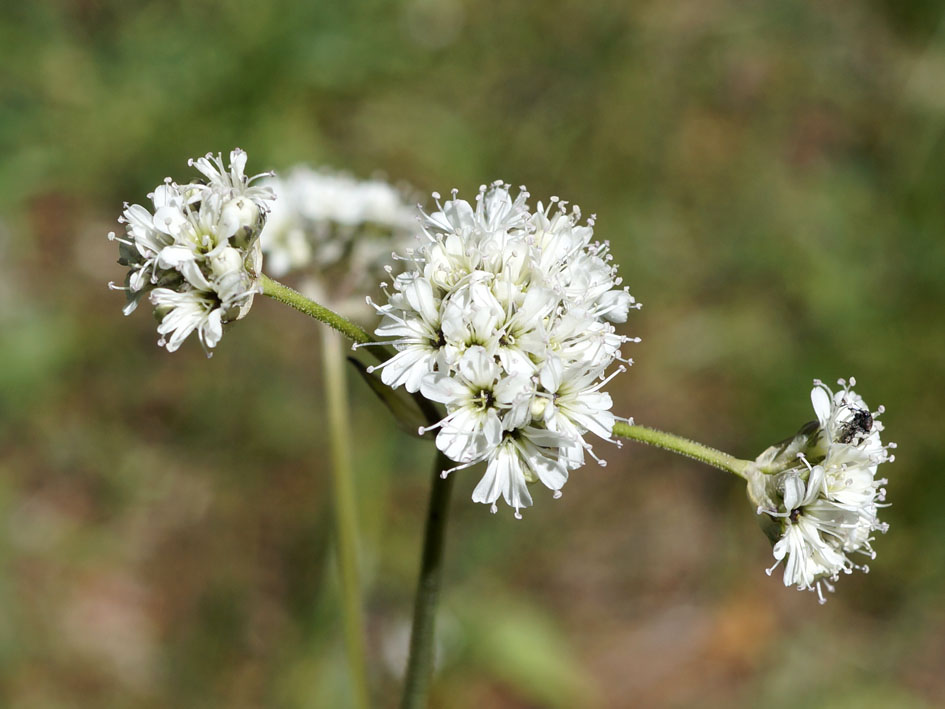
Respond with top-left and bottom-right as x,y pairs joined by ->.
259,166 -> 416,318
366,181 -> 640,516
472,426 -> 570,514
109,149 -> 273,353
754,377 -> 894,602
150,288 -> 224,353
372,275 -> 448,392
419,346 -> 507,464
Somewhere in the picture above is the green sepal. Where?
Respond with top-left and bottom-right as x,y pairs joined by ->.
754,419 -> 822,473
756,504 -> 784,546
117,239 -> 139,267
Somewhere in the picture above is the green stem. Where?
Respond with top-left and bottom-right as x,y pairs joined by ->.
262,274 -> 438,423
400,450 -> 455,709
612,421 -> 750,479
262,275 -> 372,346
321,328 -> 370,709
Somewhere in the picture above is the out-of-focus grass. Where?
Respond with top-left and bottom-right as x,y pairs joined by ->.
1,1 -> 945,707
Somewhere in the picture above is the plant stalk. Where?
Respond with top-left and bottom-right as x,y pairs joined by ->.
262,275 -> 372,346
322,327 -> 371,709
400,450 -> 455,709
612,421 -> 750,479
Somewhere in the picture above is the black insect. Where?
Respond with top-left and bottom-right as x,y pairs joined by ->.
837,407 -> 873,444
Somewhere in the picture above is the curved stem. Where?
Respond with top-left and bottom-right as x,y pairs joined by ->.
400,450 -> 455,709
262,275 -> 372,346
613,421 -> 750,479
322,328 -> 370,709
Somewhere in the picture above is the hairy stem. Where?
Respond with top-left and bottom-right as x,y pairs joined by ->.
612,421 -> 750,479
262,275 -> 372,346
322,328 -> 370,709
400,450 -> 455,709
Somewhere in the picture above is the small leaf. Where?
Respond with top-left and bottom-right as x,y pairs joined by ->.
348,357 -> 436,440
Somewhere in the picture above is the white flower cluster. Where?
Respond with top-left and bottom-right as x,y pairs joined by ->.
260,167 -> 416,317
366,181 -> 639,517
109,149 -> 274,353
758,378 -> 894,603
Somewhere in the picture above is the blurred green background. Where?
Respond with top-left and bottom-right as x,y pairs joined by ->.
2,1 -> 944,707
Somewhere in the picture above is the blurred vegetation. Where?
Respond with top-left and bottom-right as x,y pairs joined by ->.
2,0 -> 945,707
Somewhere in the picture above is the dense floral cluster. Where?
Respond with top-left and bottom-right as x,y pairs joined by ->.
753,378 -> 894,602
260,167 -> 416,317
109,149 -> 274,353
366,181 -> 639,516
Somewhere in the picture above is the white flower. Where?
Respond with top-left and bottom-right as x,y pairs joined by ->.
189,148 -> 274,207
419,346 -> 506,464
810,377 -> 886,458
258,166 -> 416,318
370,275 -> 448,393
534,357 -> 620,468
150,288 -> 224,353
472,427 -> 570,518
367,181 -> 640,516
109,149 -> 273,354
754,378 -> 894,602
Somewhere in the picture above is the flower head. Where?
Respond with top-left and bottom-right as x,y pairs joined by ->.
747,377 -> 895,602
366,182 -> 639,516
259,166 -> 416,318
109,149 -> 274,353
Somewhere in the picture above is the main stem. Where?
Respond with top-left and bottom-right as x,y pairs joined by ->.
400,450 -> 455,709
612,421 -> 750,479
321,328 -> 370,709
